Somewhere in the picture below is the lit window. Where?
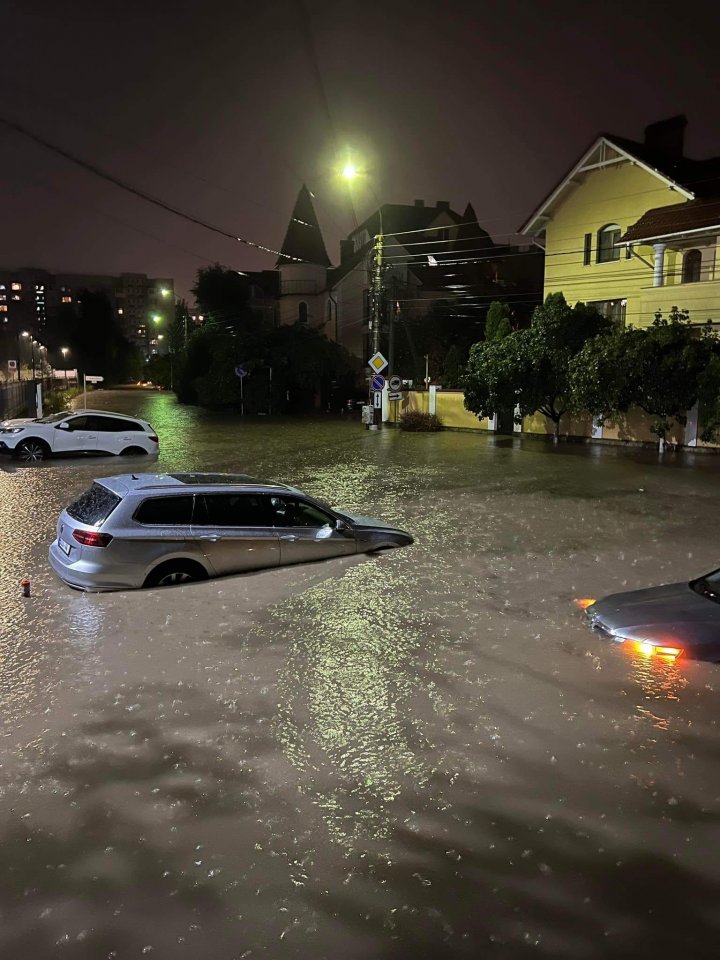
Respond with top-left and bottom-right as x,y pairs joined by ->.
0,305 -> 7,312
118,308 -> 124,315
11,282 -> 21,291
62,296 -> 72,303
0,284 -> 5,290
35,284 -> 44,291
597,224 -> 621,263
12,295 -> 21,301
682,249 -> 702,284
0,295 -> 5,301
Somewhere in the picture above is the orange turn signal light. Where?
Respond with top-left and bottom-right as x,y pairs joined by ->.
575,598 -> 596,610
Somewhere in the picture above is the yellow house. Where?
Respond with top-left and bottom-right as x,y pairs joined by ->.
520,116 -> 720,330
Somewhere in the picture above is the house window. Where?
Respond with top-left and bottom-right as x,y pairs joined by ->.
597,224 -> 621,263
583,233 -> 592,265
589,299 -> 626,325
682,249 -> 702,284
298,301 -> 308,324
11,282 -> 21,291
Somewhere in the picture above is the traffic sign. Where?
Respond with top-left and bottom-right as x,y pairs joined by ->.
85,375 -> 104,383
371,374 -> 385,391
234,366 -> 248,378
7,360 -> 17,371
368,352 -> 388,374
388,374 -> 402,392
373,391 -> 382,409
388,391 -> 402,401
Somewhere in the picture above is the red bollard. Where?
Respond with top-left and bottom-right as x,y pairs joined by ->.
21,578 -> 31,598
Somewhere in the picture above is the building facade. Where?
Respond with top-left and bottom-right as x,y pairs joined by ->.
0,268 -> 175,380
245,186 -> 544,368
520,116 -> 720,330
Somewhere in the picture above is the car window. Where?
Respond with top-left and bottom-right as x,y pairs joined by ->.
135,495 -> 194,525
66,416 -> 91,430
90,416 -> 141,432
37,411 -> 71,424
67,483 -> 122,526
268,496 -> 333,529
196,494 -> 267,527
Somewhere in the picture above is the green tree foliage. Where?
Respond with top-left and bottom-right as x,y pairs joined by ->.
463,293 -> 611,437
52,291 -> 143,383
571,307 -> 720,442
484,301 -> 512,341
192,264 -> 259,336
442,344 -> 462,388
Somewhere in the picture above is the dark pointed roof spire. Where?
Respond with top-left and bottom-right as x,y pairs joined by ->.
276,184 -> 331,267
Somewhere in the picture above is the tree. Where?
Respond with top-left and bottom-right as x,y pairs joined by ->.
463,293 -> 611,438
192,264 -> 259,336
484,301 -> 512,341
571,306 -> 720,444
442,344 -> 462,387
51,290 -> 143,383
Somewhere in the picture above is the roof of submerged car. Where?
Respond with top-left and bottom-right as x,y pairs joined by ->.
97,472 -> 293,494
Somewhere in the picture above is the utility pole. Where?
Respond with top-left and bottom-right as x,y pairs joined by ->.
371,232 -> 383,355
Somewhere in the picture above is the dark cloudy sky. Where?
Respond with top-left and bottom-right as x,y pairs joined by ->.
1,0 -> 719,300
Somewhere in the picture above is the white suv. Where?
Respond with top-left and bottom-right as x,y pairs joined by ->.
0,409 -> 159,462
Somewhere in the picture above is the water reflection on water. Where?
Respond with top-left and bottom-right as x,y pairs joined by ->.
0,391 -> 719,958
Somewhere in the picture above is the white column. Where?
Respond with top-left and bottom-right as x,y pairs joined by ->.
513,403 -> 522,433
684,403 -> 699,447
381,383 -> 389,422
591,416 -> 604,439
488,412 -> 498,431
429,384 -> 437,415
653,243 -> 666,287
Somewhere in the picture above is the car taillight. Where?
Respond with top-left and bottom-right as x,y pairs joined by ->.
149,435 -> 159,444
72,529 -> 113,547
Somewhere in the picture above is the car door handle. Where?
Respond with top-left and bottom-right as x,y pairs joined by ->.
280,534 -> 297,542
198,536 -> 219,542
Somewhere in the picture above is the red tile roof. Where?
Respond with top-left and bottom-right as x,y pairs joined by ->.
621,197 -> 720,243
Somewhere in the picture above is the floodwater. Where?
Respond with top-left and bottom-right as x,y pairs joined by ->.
0,389 -> 718,959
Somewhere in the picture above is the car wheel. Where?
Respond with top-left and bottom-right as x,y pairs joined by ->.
144,560 -> 208,588
120,446 -> 148,456
15,439 -> 49,462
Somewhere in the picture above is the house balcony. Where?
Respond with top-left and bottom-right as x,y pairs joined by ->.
639,278 -> 720,326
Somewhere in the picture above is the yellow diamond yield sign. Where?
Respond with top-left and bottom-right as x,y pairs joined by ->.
368,352 -> 388,374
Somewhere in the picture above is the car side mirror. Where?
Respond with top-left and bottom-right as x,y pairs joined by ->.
336,518 -> 353,535
56,422 -> 70,430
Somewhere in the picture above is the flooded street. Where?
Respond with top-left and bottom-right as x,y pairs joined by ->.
0,389 -> 718,959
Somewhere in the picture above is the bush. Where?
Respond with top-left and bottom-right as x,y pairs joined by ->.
398,410 -> 443,432
42,386 -> 83,414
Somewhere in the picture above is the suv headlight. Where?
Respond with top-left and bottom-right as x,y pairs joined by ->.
0,427 -> 24,434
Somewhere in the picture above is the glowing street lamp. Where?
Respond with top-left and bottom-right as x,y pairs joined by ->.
341,161 -> 358,181
160,287 -> 171,298
61,347 -> 70,385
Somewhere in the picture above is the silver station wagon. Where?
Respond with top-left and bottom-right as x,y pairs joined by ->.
48,472 -> 414,591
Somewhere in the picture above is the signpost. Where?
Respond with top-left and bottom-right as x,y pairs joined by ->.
235,365 -> 247,416
368,352 -> 388,374
388,374 -> 402,392
373,391 -> 382,409
83,374 -> 104,409
388,391 -> 402,401
371,374 -> 386,391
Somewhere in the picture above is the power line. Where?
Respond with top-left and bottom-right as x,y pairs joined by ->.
0,113 -> 303,264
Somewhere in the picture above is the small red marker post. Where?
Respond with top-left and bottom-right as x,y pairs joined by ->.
21,578 -> 31,598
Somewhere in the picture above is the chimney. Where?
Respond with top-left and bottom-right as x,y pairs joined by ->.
414,199 -> 425,207
340,239 -> 353,264
644,115 -> 687,159
436,200 -> 450,211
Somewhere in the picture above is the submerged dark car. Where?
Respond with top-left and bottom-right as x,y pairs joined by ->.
582,569 -> 720,662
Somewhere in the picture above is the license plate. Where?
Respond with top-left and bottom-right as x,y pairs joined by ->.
58,537 -> 71,557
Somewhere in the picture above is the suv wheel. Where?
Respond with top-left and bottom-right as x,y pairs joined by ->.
16,439 -> 49,462
120,446 -> 148,456
144,560 -> 208,588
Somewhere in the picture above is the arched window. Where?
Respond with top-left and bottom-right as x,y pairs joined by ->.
597,224 -> 621,263
682,249 -> 702,284
298,301 -> 308,324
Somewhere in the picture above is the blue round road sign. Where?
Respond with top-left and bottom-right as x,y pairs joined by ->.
371,374 -> 385,391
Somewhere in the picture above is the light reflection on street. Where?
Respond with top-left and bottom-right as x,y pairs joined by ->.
0,390 -> 719,958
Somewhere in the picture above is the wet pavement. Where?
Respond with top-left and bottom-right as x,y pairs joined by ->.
0,389 -> 718,959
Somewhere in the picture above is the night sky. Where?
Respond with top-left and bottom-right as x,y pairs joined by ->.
2,0 -> 719,300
